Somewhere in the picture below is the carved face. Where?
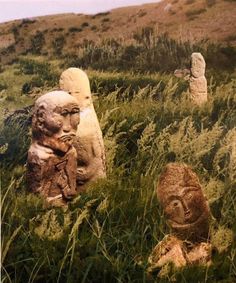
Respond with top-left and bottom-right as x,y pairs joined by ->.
163,186 -> 207,227
59,68 -> 92,110
157,163 -> 210,241
32,91 -> 80,153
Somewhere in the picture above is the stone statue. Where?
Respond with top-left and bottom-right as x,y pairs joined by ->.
189,52 -> 208,105
59,68 -> 106,191
148,163 -> 211,273
27,91 -> 80,205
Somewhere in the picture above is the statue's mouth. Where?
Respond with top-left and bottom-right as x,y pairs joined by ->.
168,212 -> 206,229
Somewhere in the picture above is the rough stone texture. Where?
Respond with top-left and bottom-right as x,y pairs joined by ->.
157,163 -> 210,242
27,91 -> 80,205
189,52 -> 207,105
148,163 -> 211,273
148,235 -> 212,274
191,52 -> 206,78
59,68 -> 106,191
148,235 -> 187,272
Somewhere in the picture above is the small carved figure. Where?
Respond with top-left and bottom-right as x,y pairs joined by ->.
27,91 -> 80,205
59,68 -> 106,191
173,53 -> 207,105
189,52 -> 208,105
148,163 -> 211,274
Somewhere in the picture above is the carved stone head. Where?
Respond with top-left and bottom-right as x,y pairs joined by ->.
157,163 -> 210,242
59,68 -> 92,110
190,53 -> 206,78
32,91 -> 80,153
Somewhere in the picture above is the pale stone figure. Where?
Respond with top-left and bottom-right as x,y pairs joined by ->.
189,52 -> 208,105
148,163 -> 211,274
27,91 -> 80,205
59,68 -> 106,191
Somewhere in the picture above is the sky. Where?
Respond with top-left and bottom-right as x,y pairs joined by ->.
0,0 -> 160,23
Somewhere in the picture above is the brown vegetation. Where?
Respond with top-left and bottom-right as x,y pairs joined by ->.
0,0 -> 236,64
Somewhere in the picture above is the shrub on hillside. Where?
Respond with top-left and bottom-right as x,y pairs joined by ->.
0,44 -> 16,57
92,11 -> 110,19
205,44 -> 236,72
69,27 -> 82,33
81,22 -> 89,28
19,58 -> 48,75
102,17 -> 110,23
18,58 -> 58,88
91,25 -> 97,31
29,31 -> 45,54
206,0 -> 216,6
185,0 -> 195,4
52,35 -> 66,56
11,25 -> 20,42
0,106 -> 32,167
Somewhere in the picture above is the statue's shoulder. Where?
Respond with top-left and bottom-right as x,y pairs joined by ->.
28,142 -> 53,163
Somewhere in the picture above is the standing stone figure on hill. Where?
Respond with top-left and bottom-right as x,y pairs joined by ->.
189,52 -> 208,105
27,91 -> 80,205
59,68 -> 106,191
148,163 -> 211,274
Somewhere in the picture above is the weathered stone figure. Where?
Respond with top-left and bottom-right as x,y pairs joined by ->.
27,91 -> 80,205
148,163 -> 211,273
189,52 -> 208,105
59,68 -> 106,191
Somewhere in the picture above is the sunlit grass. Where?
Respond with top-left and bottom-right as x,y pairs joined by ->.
1,56 -> 236,282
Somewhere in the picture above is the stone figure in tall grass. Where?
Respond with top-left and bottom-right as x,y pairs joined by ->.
189,52 -> 208,105
59,68 -> 106,191
27,91 -> 80,205
148,163 -> 211,273
174,53 -> 207,105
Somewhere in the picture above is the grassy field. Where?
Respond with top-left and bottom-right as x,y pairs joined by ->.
1,37 -> 236,282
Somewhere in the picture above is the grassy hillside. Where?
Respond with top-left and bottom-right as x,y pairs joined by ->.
0,1 -> 236,282
0,0 -> 236,64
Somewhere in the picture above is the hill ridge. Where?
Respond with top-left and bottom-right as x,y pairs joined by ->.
0,0 -> 236,64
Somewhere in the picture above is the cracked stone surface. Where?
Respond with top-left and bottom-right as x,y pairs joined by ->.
27,91 -> 80,205
60,68 -> 106,191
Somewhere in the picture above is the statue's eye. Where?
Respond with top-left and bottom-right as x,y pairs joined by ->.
86,96 -> 90,99
61,111 -> 69,116
71,108 -> 80,114
171,200 -> 179,208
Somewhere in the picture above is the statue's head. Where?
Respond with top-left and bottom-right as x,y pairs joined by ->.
59,68 -> 92,110
32,91 -> 80,153
190,52 -> 206,78
157,163 -> 210,241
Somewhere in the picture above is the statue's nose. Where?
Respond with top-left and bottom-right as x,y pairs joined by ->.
63,116 -> 72,132
182,200 -> 191,217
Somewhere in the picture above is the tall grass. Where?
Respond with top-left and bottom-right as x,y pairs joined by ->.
62,32 -> 236,75
1,74 -> 236,282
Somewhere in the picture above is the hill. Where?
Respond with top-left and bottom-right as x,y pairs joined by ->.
0,0 -> 236,64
